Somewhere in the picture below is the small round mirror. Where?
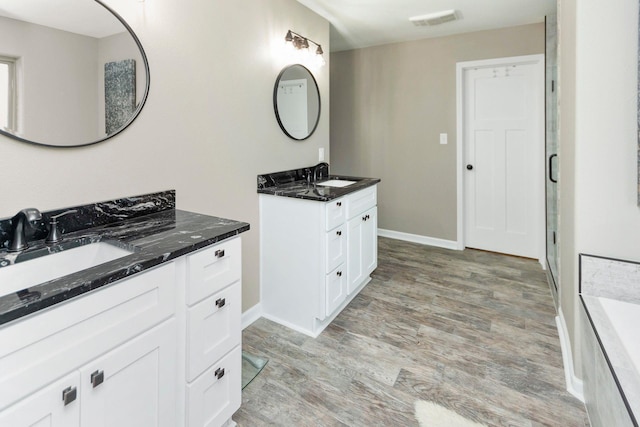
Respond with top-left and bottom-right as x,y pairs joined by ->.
273,64 -> 320,141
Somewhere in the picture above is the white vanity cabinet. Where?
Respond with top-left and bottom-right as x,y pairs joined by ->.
0,262 -> 178,427
0,236 -> 243,427
260,185 -> 377,337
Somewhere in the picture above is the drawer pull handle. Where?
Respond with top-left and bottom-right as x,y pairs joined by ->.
336,202 -> 342,207
62,387 -> 77,405
337,271 -> 342,277
91,370 -> 104,388
336,230 -> 342,236
362,216 -> 366,221
215,297 -> 226,308
215,249 -> 225,258
215,367 -> 225,380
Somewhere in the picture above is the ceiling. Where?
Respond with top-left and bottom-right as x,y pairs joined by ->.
295,0 -> 556,52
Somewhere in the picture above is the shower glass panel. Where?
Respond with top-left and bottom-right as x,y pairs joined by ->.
545,15 -> 559,294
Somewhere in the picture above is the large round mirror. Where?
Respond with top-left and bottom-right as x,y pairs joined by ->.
273,64 -> 320,141
0,0 -> 149,147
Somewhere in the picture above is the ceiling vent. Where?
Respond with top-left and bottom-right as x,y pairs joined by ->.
409,10 -> 458,26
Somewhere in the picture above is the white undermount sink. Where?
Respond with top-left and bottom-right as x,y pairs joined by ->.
316,179 -> 357,188
1,241 -> 134,295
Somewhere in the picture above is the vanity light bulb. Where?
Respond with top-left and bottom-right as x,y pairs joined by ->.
315,53 -> 326,68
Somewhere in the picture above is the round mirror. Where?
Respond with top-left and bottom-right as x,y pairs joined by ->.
273,64 -> 320,141
0,0 -> 150,147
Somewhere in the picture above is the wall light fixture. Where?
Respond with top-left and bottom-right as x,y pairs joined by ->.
285,30 -> 325,66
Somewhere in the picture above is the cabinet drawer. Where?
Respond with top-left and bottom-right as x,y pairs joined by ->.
325,197 -> 346,230
0,262 -> 176,411
187,237 -> 241,306
186,282 -> 241,382
347,186 -> 377,219
186,345 -> 241,427
325,265 -> 347,317
325,224 -> 346,273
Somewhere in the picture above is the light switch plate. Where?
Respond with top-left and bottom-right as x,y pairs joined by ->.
319,147 -> 325,161
439,133 -> 447,145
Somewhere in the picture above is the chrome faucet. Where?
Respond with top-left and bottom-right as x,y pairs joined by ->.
313,162 -> 329,182
8,208 -> 42,252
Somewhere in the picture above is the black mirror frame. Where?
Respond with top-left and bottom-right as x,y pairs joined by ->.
273,64 -> 321,141
0,0 -> 151,148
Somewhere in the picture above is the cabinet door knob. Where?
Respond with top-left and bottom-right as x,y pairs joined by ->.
215,297 -> 226,308
62,386 -> 77,406
362,216 -> 367,221
336,202 -> 342,207
215,367 -> 225,380
336,230 -> 342,236
337,271 -> 342,277
90,370 -> 104,388
215,249 -> 225,258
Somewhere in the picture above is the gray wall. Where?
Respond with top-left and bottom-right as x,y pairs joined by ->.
0,16 -> 99,145
0,0 -> 330,313
330,24 -> 544,242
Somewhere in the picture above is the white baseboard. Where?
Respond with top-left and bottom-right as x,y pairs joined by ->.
378,228 -> 459,250
556,309 -> 585,402
241,303 -> 262,330
261,312 -> 320,338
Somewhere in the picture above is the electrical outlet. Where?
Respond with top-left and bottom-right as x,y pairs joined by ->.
319,147 -> 325,161
440,133 -> 447,145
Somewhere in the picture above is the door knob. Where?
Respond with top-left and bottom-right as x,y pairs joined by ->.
466,164 -> 473,170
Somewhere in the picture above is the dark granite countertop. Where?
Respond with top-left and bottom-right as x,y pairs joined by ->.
0,192 -> 249,326
258,166 -> 380,201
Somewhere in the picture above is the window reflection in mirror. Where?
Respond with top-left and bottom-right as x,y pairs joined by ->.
0,57 -> 16,132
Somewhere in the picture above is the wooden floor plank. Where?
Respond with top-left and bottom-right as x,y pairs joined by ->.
234,237 -> 588,426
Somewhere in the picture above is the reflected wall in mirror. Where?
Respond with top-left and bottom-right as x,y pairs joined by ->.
0,0 -> 149,147
273,64 -> 320,141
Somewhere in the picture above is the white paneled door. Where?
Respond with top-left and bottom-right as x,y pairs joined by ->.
461,56 -> 544,260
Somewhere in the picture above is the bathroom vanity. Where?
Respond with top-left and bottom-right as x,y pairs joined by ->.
258,167 -> 380,337
0,191 -> 249,427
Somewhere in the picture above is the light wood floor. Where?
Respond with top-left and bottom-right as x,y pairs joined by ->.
234,237 -> 589,426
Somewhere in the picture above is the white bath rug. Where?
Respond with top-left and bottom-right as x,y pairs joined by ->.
414,400 -> 487,427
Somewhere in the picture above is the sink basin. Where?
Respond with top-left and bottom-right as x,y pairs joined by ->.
0,242 -> 134,295
316,179 -> 357,188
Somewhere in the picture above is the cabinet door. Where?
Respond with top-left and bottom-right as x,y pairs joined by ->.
326,266 -> 347,316
80,320 -> 177,427
362,207 -> 378,277
0,372 -> 80,427
347,215 -> 365,294
347,206 -> 377,294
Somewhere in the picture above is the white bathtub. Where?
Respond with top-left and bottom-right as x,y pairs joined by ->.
598,297 -> 640,375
